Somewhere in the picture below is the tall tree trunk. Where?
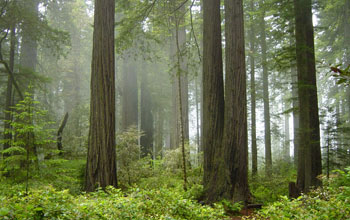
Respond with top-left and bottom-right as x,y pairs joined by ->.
179,24 -> 189,144
202,0 -> 225,203
170,22 -> 189,149
294,0 -> 322,192
3,24 -> 16,151
174,3 -> 188,191
260,6 -> 272,176
224,0 -> 249,202
284,99 -> 291,162
249,0 -> 258,177
85,0 -> 117,192
291,48 -> 299,167
121,54 -> 138,130
195,75 -> 200,154
140,68 -> 154,158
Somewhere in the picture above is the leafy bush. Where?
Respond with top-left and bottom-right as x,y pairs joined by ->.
245,167 -> 350,220
116,127 -> 153,188
0,185 -> 227,220
249,161 -> 296,204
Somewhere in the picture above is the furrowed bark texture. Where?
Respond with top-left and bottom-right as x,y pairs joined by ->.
294,0 -> 322,192
202,0 -> 225,203
224,0 -> 249,202
85,0 -> 117,192
249,0 -> 258,176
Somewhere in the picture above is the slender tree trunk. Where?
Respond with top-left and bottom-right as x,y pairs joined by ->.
224,0 -> 249,202
195,76 -> 200,155
292,53 -> 299,167
202,0 -> 225,203
294,0 -> 322,192
249,0 -> 258,177
85,0 -> 117,192
155,108 -> 164,158
140,68 -> 154,157
284,99 -> 291,162
260,6 -> 272,176
3,24 -> 16,151
121,54 -> 138,130
290,21 -> 299,166
174,5 -> 188,191
57,112 -> 69,156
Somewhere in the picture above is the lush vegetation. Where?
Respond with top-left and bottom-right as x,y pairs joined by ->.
246,168 -> 350,220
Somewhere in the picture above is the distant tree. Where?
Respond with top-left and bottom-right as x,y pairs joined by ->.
121,52 -> 138,130
294,0 -> 322,192
259,1 -> 272,177
140,67 -> 154,158
85,0 -> 117,192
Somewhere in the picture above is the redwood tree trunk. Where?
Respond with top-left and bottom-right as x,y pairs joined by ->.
202,0 -> 225,203
224,0 -> 249,202
85,0 -> 117,192
249,0 -> 258,177
294,0 -> 322,192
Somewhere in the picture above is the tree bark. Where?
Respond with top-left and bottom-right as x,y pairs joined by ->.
249,0 -> 258,177
57,112 -> 69,156
224,0 -> 250,202
202,0 -> 225,203
294,0 -> 322,192
283,99 -> 291,162
85,0 -> 117,192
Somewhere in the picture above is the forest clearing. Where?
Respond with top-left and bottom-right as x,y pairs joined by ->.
1,0 -> 350,219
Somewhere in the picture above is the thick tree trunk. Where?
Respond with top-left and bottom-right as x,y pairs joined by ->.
121,53 -> 138,130
202,0 -> 225,203
85,0 -> 117,192
260,6 -> 272,177
224,0 -> 249,202
140,69 -> 154,157
294,0 -> 322,192
249,0 -> 258,177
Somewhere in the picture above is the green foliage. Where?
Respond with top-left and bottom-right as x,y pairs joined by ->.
0,91 -> 55,181
116,127 -> 153,188
0,185 -> 227,220
245,167 -> 350,220
250,162 -> 296,204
